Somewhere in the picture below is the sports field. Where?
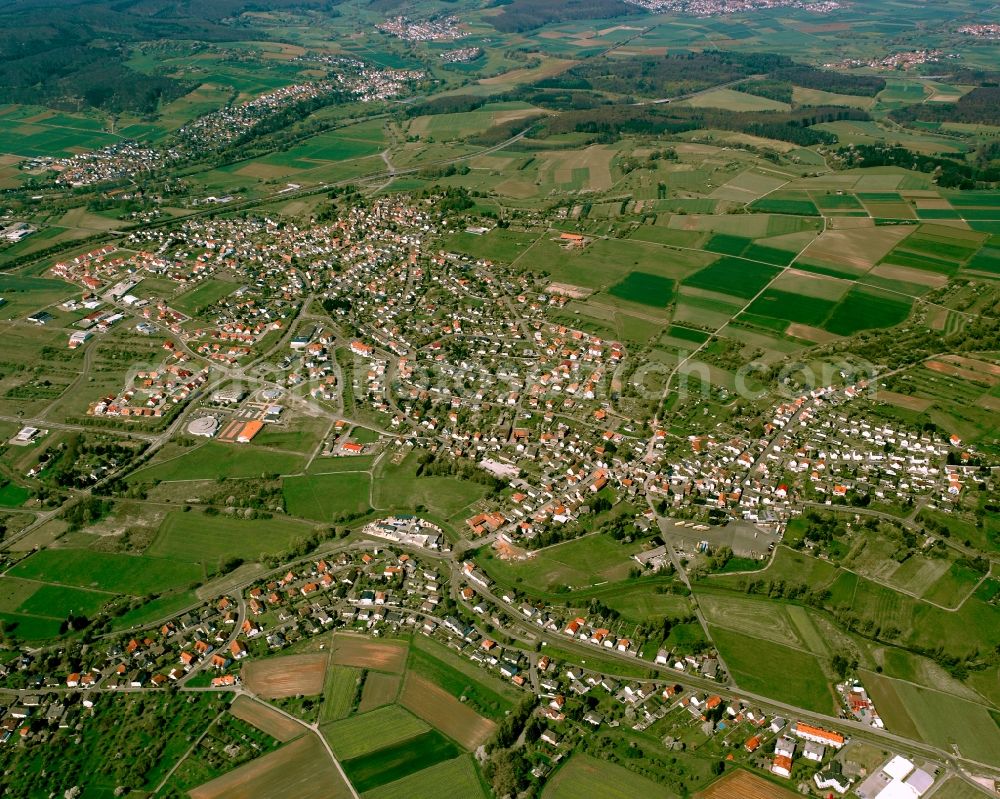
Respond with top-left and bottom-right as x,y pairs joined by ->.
172,278 -> 239,315
372,463 -> 487,522
444,228 -> 539,263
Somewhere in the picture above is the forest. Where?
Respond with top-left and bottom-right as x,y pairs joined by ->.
0,0 -> 337,113
768,64 -> 885,96
536,51 -> 885,100
890,86 -> 1000,127
836,144 -> 1000,189
535,104 -> 869,146
0,44 -> 192,113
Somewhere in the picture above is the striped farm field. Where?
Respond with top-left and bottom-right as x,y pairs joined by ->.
322,704 -> 430,760
358,671 -> 401,712
364,754 -> 488,799
400,672 -> 497,750
695,769 -> 800,799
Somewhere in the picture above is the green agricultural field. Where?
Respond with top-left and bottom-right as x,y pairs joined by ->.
0,275 -> 74,316
342,730 -> 461,793
0,576 -> 113,638
667,325 -> 710,344
307,454 -> 378,475
14,582 -> 112,619
543,754 -> 666,799
919,561 -> 983,608
0,482 -> 30,507
813,192 -> 864,211
863,672 -> 1000,766
601,585 -> 692,622
709,626 -> 835,714
8,549 -> 202,596
823,287 -> 912,335
607,272 -> 675,308
320,665 -> 362,723
409,635 -> 519,721
364,754 -> 488,799
682,87 -> 789,112
444,229 -> 539,263
750,195 -> 820,216
741,244 -> 797,266
630,226 -> 706,249
967,245 -> 1000,276
682,256 -> 781,300
520,236 -> 712,290
0,577 -> 47,613
254,129 -> 386,170
146,511 -> 313,567
0,115 -> 118,158
744,289 -> 836,326
283,472 -> 372,521
322,704 -> 430,760
111,591 -> 199,631
707,547 -> 999,662
705,234 -> 752,256
697,590 -> 828,657
131,442 -> 307,483
0,613 -> 62,640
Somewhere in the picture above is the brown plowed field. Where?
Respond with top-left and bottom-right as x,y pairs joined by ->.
331,634 -> 407,673
242,653 -> 327,698
695,769 -> 800,799
229,695 -> 304,742
400,672 -> 496,750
